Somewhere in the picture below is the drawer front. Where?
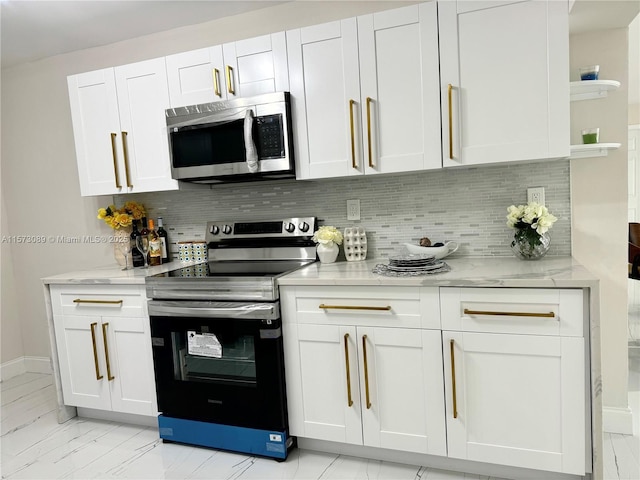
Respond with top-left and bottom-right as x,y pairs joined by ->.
51,285 -> 146,318
281,285 -> 440,329
440,288 -> 584,336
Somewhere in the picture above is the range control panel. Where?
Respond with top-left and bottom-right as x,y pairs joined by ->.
205,217 -> 317,243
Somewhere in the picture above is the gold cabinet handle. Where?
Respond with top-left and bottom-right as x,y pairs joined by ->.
366,97 -> 373,168
319,304 -> 391,311
344,333 -> 353,407
362,335 -> 372,409
463,308 -> 555,318
450,339 -> 458,419
110,133 -> 122,189
212,68 -> 221,97
121,131 -> 133,188
102,323 -> 115,381
90,322 -> 103,380
74,299 -> 124,305
225,65 -> 235,95
349,99 -> 357,169
448,84 -> 453,160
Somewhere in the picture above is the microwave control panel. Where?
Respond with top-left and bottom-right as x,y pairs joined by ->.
256,115 -> 285,159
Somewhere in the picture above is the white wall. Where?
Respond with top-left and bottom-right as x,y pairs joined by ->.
0,1 -> 412,361
570,28 -> 630,419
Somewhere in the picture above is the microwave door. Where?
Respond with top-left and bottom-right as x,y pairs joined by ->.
244,110 -> 258,173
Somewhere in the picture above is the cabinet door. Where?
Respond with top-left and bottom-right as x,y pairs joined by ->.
293,324 -> 363,445
166,46 -> 226,107
103,316 -> 158,416
358,3 -> 441,175
67,69 -> 123,196
222,32 -> 289,99
54,315 -> 111,410
439,0 -> 569,166
443,331 -> 586,475
359,327 -> 446,456
115,58 -> 179,193
287,20 -> 362,179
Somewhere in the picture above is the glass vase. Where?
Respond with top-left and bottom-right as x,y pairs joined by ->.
316,242 -> 339,263
510,229 -> 550,260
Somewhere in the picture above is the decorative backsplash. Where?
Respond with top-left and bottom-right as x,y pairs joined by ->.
123,160 -> 571,260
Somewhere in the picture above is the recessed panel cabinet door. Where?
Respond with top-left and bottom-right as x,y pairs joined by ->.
115,58 -> 178,193
287,20 -> 361,179
358,3 -> 441,174
359,327 -> 446,456
439,0 -> 569,166
443,331 -> 586,475
67,69 -> 123,196
166,46 -> 226,107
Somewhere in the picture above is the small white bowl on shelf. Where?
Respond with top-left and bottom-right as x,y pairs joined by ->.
404,241 -> 459,260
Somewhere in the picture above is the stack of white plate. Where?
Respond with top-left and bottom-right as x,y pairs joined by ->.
372,254 -> 450,277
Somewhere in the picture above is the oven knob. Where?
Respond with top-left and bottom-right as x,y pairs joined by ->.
209,225 -> 219,235
222,225 -> 232,235
284,222 -> 295,233
299,222 -> 310,232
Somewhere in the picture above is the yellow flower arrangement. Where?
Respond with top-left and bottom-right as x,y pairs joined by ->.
97,201 -> 146,230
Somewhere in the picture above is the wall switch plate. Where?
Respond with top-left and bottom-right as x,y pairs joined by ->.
347,199 -> 360,220
527,187 -> 545,206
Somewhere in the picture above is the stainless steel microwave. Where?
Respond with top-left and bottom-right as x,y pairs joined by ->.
165,92 -> 294,183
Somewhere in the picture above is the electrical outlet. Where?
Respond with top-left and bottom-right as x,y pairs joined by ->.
527,187 -> 545,206
347,199 -> 360,220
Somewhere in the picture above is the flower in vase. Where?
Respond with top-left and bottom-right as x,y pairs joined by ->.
312,226 -> 343,245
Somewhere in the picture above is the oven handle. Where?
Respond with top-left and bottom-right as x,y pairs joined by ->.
148,300 -> 279,320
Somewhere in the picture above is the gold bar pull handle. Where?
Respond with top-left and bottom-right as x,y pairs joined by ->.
74,299 -> 124,305
450,339 -> 458,419
344,333 -> 353,407
463,308 -> 555,318
225,65 -> 235,95
362,335 -> 372,409
366,97 -> 374,168
319,304 -> 391,311
349,100 -> 357,169
110,133 -> 122,189
90,322 -> 103,380
121,131 -> 133,188
212,68 -> 221,97
102,323 -> 115,381
448,84 -> 454,160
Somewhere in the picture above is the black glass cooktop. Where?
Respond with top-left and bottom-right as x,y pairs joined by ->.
154,260 -> 314,279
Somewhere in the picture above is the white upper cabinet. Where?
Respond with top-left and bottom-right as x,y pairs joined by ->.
68,58 -> 179,196
166,33 -> 289,108
288,3 -> 441,180
439,0 -> 570,167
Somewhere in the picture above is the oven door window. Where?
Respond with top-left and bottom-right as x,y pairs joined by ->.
172,331 -> 256,385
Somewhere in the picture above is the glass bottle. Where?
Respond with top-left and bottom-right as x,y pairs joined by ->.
148,219 -> 162,266
157,217 -> 170,263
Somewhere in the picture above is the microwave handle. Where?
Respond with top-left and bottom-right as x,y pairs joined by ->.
244,110 -> 258,173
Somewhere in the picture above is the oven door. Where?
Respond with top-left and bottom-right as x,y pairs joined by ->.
148,300 -> 287,432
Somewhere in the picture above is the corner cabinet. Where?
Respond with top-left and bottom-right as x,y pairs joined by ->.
67,58 -> 178,196
50,284 -> 157,417
288,3 -> 441,180
165,32 -> 289,108
439,0 -> 570,166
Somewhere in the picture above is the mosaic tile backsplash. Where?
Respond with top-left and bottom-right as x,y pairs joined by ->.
123,160 -> 571,260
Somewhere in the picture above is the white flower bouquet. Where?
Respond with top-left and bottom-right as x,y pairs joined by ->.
312,226 -> 343,245
506,202 -> 557,258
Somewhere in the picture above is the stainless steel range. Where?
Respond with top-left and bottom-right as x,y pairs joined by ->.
145,217 -> 317,460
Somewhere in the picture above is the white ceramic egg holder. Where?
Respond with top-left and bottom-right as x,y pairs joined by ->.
343,227 -> 367,261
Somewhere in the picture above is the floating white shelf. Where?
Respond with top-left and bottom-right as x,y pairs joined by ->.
569,143 -> 621,159
570,80 -> 621,101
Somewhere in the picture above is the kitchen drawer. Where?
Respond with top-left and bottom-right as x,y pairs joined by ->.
280,285 -> 440,329
440,288 -> 584,337
51,284 -> 146,318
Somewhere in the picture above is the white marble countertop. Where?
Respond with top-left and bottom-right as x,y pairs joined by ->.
278,256 -> 599,288
41,260 -> 205,285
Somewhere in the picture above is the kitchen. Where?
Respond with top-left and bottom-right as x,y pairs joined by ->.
1,1 -> 638,479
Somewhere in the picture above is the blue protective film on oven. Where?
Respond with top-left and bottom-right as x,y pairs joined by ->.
158,414 -> 289,460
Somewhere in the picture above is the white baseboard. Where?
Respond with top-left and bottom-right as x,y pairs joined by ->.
77,407 -> 158,428
0,356 -> 51,381
603,405 -> 634,434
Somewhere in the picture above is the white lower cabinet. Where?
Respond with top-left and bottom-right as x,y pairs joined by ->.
50,285 -> 157,417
